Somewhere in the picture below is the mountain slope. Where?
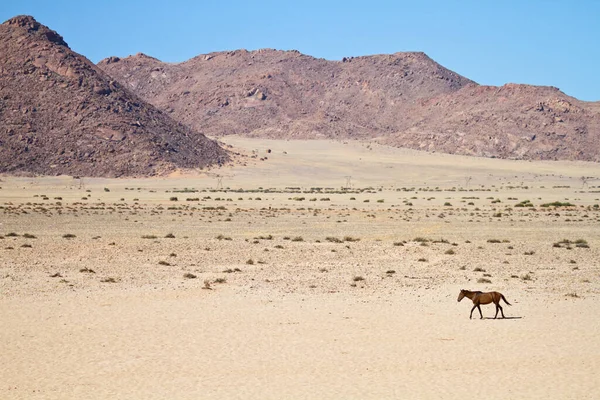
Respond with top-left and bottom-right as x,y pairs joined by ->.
0,16 -> 228,177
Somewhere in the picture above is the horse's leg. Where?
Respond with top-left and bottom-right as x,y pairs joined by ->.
498,304 -> 505,318
470,304 -> 477,319
477,305 -> 483,319
494,304 -> 499,319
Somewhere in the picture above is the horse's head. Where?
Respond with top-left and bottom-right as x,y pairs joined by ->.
457,289 -> 466,302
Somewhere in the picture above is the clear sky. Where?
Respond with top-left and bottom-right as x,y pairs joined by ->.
2,0 -> 599,101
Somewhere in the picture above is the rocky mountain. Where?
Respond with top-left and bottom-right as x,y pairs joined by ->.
98,50 -> 473,139
99,49 -> 600,162
0,16 -> 228,177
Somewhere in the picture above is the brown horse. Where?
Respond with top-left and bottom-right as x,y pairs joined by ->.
458,289 -> 512,319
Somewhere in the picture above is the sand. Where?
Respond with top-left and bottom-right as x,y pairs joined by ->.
1,137 -> 600,399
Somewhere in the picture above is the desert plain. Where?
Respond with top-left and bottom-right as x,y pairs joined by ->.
1,137 -> 600,399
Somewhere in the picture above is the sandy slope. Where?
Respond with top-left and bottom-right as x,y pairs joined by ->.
1,138 -> 600,399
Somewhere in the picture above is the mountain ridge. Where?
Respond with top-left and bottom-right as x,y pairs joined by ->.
99,47 -> 600,161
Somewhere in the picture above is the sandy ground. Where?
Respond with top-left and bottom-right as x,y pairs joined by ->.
1,137 -> 600,399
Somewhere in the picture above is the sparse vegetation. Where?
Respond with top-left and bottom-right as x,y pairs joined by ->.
541,201 -> 575,208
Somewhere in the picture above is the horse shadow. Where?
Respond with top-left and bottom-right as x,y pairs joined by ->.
482,316 -> 523,320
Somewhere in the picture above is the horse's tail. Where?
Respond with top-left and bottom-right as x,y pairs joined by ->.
501,294 -> 512,306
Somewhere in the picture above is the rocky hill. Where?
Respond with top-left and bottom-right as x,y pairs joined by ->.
99,49 -> 600,162
0,16 -> 228,177
98,49 -> 473,139
380,84 -> 600,160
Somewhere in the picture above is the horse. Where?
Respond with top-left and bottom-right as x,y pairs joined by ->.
457,289 -> 512,319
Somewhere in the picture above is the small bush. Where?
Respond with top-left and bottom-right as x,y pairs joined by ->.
353,276 -> 365,282
183,273 -> 197,279
477,278 -> 492,284
473,267 -> 486,272
256,235 -> 274,240
62,233 -> 76,239
23,233 -> 36,239
165,233 -> 176,238
142,235 -> 157,239
445,249 -> 455,255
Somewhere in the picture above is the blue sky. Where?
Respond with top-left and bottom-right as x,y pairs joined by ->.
2,0 -> 599,101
